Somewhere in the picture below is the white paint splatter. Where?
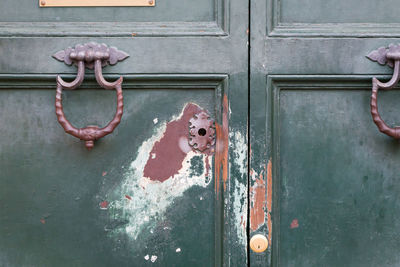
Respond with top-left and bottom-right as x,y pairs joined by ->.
230,131 -> 248,246
151,255 -> 158,262
176,248 -> 181,253
153,118 -> 158,124
106,109 -> 213,241
144,255 -> 149,260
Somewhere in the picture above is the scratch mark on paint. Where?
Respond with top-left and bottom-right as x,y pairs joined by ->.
104,103 -> 213,240
267,159 -> 273,244
290,219 -> 299,229
100,201 -> 109,210
215,95 -> 229,196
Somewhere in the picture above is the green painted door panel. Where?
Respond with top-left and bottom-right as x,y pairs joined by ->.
0,87 -> 218,266
250,0 -> 400,266
0,0 -> 249,265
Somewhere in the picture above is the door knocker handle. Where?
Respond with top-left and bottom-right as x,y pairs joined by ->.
367,44 -> 400,138
53,42 -> 129,150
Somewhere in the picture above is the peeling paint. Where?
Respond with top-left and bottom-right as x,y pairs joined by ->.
290,219 -> 299,229
249,158 -> 272,246
230,130 -> 248,245
267,159 -> 273,244
104,103 -> 213,240
215,95 -> 229,196
143,103 -> 204,182
250,165 -> 266,232
150,255 -> 158,262
100,201 -> 109,210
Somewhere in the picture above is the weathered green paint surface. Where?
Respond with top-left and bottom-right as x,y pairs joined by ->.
278,85 -> 400,267
0,0 -> 248,264
250,0 -> 400,266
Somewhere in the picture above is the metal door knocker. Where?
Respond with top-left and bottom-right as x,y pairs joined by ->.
367,44 -> 400,139
53,42 -> 129,150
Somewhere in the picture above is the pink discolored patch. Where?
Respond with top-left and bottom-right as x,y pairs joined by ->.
143,103 -> 205,182
102,171 -> 107,177
100,201 -> 109,210
290,219 -> 299,229
40,218 -> 46,224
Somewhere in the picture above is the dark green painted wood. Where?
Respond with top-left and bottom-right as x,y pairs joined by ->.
0,0 -> 248,264
251,0 -> 400,266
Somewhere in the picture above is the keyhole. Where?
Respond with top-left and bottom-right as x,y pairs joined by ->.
198,128 -> 207,136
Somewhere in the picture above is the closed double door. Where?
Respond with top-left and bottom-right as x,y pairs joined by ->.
1,0 -> 400,266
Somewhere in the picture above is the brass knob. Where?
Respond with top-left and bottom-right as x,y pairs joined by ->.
250,234 -> 268,253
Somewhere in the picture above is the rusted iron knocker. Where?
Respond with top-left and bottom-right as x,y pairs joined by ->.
367,44 -> 400,138
53,42 -> 129,150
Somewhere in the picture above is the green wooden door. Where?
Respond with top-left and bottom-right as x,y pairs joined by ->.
0,1 -> 248,266
250,0 -> 400,266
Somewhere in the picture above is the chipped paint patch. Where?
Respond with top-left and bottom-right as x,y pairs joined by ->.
250,166 -> 266,232
150,255 -> 158,262
105,103 -> 213,240
215,95 -> 229,196
290,219 -> 299,229
232,181 -> 247,245
100,201 -> 109,210
230,130 -> 248,245
153,118 -> 158,124
143,104 -> 204,182
176,248 -> 181,253
266,159 -> 273,244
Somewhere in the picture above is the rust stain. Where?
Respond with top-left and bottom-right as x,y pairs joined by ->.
250,167 -> 266,232
290,219 -> 299,229
143,103 -> 212,182
267,159 -> 273,244
125,195 -> 132,200
214,95 -> 229,196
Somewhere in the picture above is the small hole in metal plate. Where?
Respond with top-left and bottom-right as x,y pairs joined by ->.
198,128 -> 207,136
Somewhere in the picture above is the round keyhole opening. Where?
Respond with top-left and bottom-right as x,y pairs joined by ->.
198,128 -> 207,136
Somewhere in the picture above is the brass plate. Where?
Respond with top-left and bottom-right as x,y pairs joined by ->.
39,0 -> 154,7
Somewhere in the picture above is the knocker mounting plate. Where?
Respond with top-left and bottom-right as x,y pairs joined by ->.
53,42 -> 129,69
53,42 -> 129,150
188,111 -> 215,152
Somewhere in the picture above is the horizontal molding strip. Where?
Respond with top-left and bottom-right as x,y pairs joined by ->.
269,23 -> 400,38
0,21 -> 227,37
0,74 -> 228,89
